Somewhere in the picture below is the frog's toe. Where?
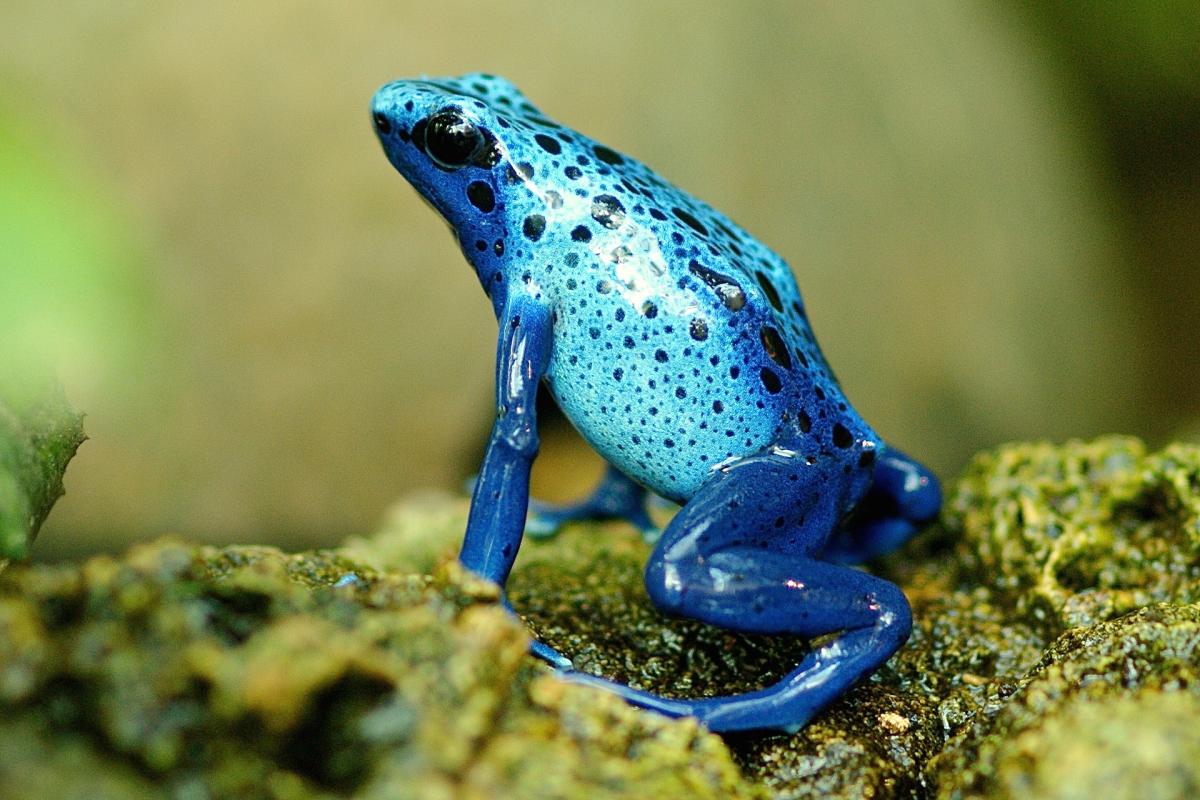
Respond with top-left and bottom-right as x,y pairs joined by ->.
525,494 -> 657,538
530,638 -> 574,670
524,500 -> 579,539
627,511 -> 662,545
558,672 -> 696,718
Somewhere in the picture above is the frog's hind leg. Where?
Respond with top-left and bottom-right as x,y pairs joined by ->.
560,452 -> 912,733
526,464 -> 659,542
822,446 -> 941,565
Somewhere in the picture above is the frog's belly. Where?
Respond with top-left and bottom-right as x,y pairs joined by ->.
546,347 -> 782,501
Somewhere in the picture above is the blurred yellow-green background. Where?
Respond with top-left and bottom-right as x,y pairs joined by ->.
2,2 -> 1197,557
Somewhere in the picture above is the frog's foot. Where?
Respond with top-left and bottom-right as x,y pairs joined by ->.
823,447 -> 941,564
559,636 -> 886,734
499,593 -> 575,669
526,464 -> 660,543
531,638 -> 574,670
557,672 -> 698,718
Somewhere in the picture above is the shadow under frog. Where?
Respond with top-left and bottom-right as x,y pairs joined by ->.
371,73 -> 940,733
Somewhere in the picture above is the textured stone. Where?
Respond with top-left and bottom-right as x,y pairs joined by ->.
0,538 -> 757,799
4,437 -> 1200,798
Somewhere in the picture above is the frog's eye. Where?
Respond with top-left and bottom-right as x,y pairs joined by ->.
423,108 -> 484,170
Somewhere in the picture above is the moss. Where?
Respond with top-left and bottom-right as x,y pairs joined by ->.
946,437 -> 1200,630
1004,691 -> 1200,800
931,603 -> 1200,799
4,436 -> 1200,798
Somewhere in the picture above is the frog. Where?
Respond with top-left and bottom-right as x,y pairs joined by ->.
370,73 -> 941,733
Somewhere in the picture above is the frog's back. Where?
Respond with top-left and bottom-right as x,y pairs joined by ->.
379,75 -> 876,500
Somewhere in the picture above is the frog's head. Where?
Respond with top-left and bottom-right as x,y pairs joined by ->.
371,75 -> 558,261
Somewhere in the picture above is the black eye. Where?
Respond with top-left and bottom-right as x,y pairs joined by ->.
373,111 -> 392,134
423,108 -> 484,169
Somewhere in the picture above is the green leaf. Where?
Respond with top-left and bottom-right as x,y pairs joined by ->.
0,376 -> 85,561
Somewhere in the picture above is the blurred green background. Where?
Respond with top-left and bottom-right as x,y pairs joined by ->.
1,1 -> 1196,557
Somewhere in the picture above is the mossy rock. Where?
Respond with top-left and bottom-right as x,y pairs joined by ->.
946,436 -> 1200,629
3,437 -> 1200,798
931,603 -> 1200,800
0,539 -> 755,799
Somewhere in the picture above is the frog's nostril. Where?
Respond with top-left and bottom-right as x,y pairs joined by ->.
373,111 -> 392,135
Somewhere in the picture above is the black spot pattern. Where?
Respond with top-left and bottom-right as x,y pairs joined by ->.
832,423 -> 853,448
593,145 -> 624,165
759,326 -> 792,370
755,271 -> 783,312
466,181 -> 495,212
673,207 -> 708,236
689,261 -> 746,311
534,133 -> 561,154
591,195 -> 626,229
523,214 -> 546,241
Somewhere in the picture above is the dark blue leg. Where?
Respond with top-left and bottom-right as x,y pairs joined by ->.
823,447 -> 942,564
560,452 -> 913,733
526,464 -> 659,541
458,295 -> 553,586
455,295 -> 573,670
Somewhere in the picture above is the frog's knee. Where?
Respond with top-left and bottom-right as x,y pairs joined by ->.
903,467 -> 941,523
907,470 -> 945,525
867,579 -> 913,647
878,451 -> 941,523
643,554 -> 686,615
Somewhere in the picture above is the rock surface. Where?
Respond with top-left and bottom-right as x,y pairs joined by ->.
2,436 -> 1199,798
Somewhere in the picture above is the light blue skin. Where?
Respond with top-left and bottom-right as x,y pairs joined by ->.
372,74 -> 941,733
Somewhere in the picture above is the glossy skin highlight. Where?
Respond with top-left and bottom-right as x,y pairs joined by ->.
372,74 -> 941,733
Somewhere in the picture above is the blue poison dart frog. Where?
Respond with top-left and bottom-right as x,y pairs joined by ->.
371,74 -> 941,733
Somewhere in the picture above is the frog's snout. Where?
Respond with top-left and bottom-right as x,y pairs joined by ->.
372,82 -> 424,140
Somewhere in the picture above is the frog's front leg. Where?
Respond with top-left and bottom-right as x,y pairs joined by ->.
526,464 -> 659,542
458,295 -> 553,585
822,447 -> 941,565
458,295 -> 573,669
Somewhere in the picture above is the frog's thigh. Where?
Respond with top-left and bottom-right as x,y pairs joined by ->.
617,455 -> 914,730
